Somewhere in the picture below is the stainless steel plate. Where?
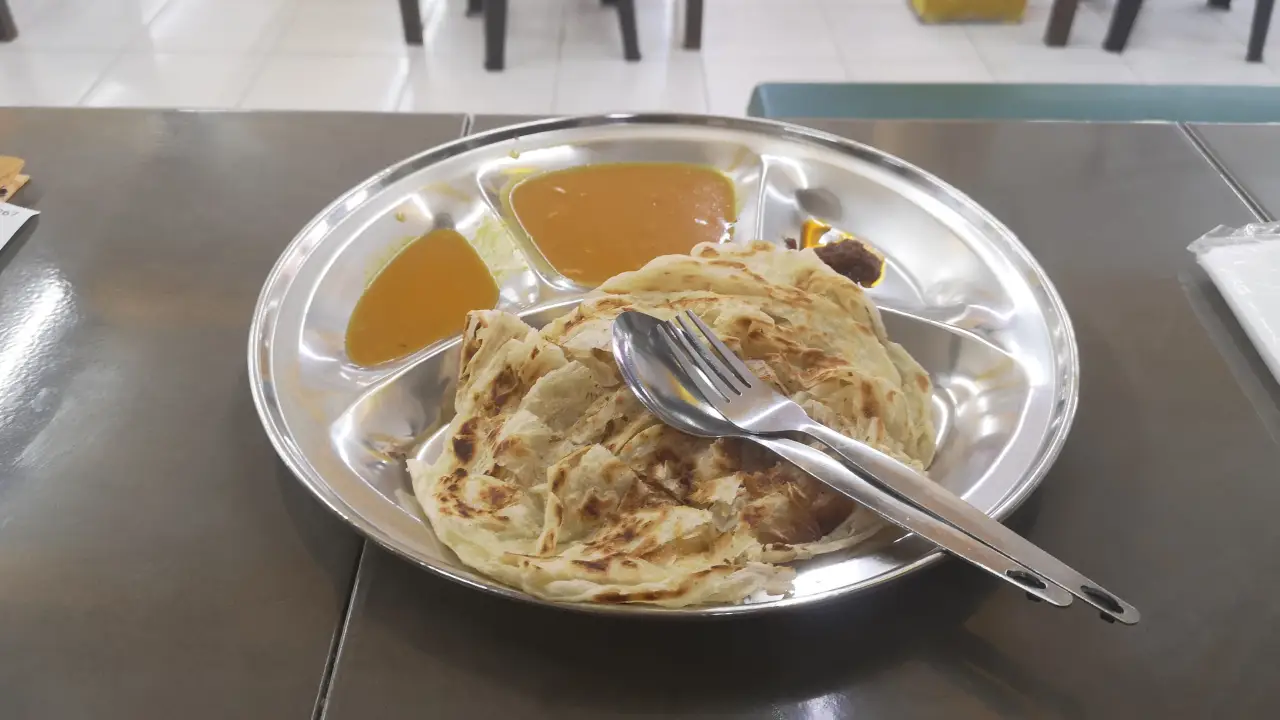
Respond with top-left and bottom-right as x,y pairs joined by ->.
248,114 -> 1078,617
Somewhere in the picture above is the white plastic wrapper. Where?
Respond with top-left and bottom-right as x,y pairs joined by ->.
1189,223 -> 1280,385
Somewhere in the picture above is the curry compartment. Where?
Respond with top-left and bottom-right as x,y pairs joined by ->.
505,163 -> 737,287
474,136 -> 766,291
344,228 -> 501,367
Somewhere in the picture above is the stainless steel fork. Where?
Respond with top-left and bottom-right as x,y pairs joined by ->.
664,309 -> 1139,625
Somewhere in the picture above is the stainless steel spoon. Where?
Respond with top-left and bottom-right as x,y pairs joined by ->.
612,310 -> 1073,608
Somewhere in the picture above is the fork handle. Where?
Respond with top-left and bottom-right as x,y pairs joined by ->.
747,435 -> 1072,607
798,421 -> 1139,625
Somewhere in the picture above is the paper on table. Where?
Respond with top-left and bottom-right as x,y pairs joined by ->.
1190,223 -> 1280,385
0,202 -> 38,254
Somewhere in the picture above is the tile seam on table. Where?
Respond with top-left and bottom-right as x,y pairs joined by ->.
313,540 -> 368,720
1179,122 -> 1273,222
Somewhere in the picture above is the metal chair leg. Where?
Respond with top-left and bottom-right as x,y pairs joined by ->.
484,0 -> 507,71
398,0 -> 423,45
1208,0 -> 1231,9
466,0 -> 482,17
615,0 -> 641,61
685,0 -> 704,50
1044,0 -> 1079,46
1103,0 -> 1144,52
1248,0 -> 1275,61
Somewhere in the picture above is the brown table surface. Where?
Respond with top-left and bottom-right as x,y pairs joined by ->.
0,109 -> 464,719
3,111 -> 1280,719
1192,123 -> 1280,221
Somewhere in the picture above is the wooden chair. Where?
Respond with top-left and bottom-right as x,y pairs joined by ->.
1046,0 -> 1276,62
1103,0 -> 1275,61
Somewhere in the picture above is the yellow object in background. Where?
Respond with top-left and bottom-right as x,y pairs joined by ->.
912,0 -> 1025,22
0,155 -> 29,201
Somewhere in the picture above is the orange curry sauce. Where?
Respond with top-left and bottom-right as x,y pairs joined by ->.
344,228 -> 498,366
509,163 -> 736,286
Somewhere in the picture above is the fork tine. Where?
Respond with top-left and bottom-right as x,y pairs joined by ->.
679,311 -> 757,389
672,315 -> 744,396
660,321 -> 738,402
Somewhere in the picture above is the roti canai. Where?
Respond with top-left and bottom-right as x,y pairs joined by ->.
407,241 -> 934,607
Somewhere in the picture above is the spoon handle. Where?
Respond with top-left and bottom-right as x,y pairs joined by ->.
747,434 -> 1073,608
797,421 -> 1139,625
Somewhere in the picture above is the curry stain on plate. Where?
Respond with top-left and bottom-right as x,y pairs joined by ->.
509,162 -> 736,286
345,228 -> 498,367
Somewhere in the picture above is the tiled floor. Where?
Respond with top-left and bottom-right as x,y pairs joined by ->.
1,0 -> 1277,115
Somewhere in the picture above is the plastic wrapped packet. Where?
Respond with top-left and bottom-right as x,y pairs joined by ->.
1189,223 -> 1280,385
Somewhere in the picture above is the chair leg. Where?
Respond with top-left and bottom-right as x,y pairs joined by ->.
1208,0 -> 1231,9
616,0 -> 641,61
1044,0 -> 1079,46
0,0 -> 17,43
484,0 -> 507,71
1248,0 -> 1275,61
1103,0 -> 1144,53
466,0 -> 482,17
685,0 -> 704,50
398,0 -> 423,45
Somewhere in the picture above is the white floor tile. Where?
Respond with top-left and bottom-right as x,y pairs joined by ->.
1213,1 -> 1267,43
240,54 -> 410,111
1125,46 -> 1280,82
978,44 -> 1140,82
2,0 -> 1278,113
824,2 -> 978,59
554,54 -> 707,114
81,53 -> 263,108
0,51 -> 117,106
560,0 -> 681,60
274,1 -> 408,55
703,55 -> 847,116
703,0 -> 840,58
825,6 -> 988,81
1126,4 -> 1243,49
7,0 -> 167,52
967,4 -> 1111,48
844,56 -> 995,83
399,56 -> 558,114
136,0 -> 292,54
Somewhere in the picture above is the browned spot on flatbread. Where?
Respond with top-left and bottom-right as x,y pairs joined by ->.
861,379 -> 880,419
581,494 -> 607,520
592,296 -> 629,312
479,484 -> 514,509
460,334 -> 483,369
489,366 -> 520,410
707,258 -> 749,271
452,418 -> 479,463
442,467 -> 467,493
557,312 -> 588,334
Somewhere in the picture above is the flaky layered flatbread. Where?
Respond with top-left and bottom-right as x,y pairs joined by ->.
409,242 -> 934,606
